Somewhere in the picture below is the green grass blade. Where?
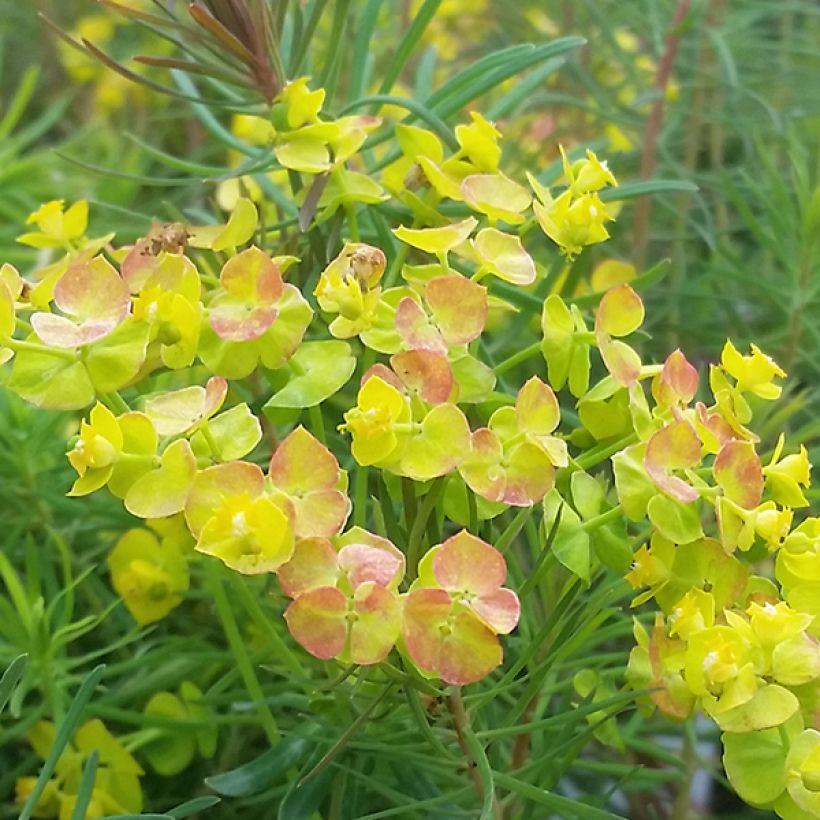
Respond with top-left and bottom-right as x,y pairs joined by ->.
377,0 -> 442,95
0,653 -> 27,715
348,0 -> 384,100
70,750 -> 99,820
18,664 -> 106,820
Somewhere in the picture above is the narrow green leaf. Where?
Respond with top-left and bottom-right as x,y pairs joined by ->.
71,750 -> 99,820
340,94 -> 458,151
348,0 -> 384,100
462,727 -> 496,820
378,0 -> 442,95
166,796 -> 221,818
0,653 -> 27,715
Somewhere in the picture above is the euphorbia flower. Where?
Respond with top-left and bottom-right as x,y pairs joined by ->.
17,199 -> 89,249
185,461 -> 294,574
31,256 -> 130,349
198,281 -> 312,379
561,146 -> 618,195
342,375 -> 412,466
460,377 -> 567,506
108,527 -> 189,625
720,340 -> 786,401
343,368 -> 471,480
764,434 -> 812,508
67,403 -> 158,497
208,246 -> 283,341
402,531 -> 520,685
268,426 -> 351,538
533,188 -> 614,259
683,625 -> 760,716
784,728 -> 820,816
455,112 -> 501,172
129,252 -> 202,370
280,528 -> 404,664
17,719 -> 143,818
315,243 -> 386,338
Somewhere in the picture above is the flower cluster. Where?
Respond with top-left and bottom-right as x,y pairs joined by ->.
2,73 -> 816,817
16,720 -> 143,818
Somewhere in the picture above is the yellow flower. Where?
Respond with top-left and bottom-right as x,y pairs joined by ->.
342,376 -> 411,467
721,340 -> 786,400
108,528 -> 189,625
764,434 -> 812,508
533,190 -> 614,259
669,588 -> 715,641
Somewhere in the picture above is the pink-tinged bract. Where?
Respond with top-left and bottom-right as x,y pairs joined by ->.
394,297 -> 447,354
470,588 -> 521,635
337,543 -> 404,590
269,426 -> 350,537
284,586 -> 348,660
644,419 -> 702,503
402,589 -> 503,685
209,247 -> 283,341
278,537 -> 339,598
348,582 -> 402,665
432,530 -> 506,596
32,257 -> 130,348
336,527 -> 406,588
600,339 -> 642,387
654,349 -> 699,407
425,275 -> 488,345
390,349 -> 453,404
714,440 -> 764,510
459,428 -> 555,506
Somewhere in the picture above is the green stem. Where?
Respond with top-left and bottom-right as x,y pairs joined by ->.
101,391 -> 130,415
353,464 -> 369,527
573,433 -> 636,470
401,477 -> 418,540
308,403 -> 326,445
204,561 -> 279,744
406,478 -> 446,577
4,337 -> 76,361
580,505 -> 622,532
345,202 -> 360,242
384,241 -> 410,288
495,342 -> 541,376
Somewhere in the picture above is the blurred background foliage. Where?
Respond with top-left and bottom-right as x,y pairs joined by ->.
0,1 -> 818,817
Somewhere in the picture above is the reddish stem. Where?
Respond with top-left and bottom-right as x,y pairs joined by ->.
632,0 -> 692,269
